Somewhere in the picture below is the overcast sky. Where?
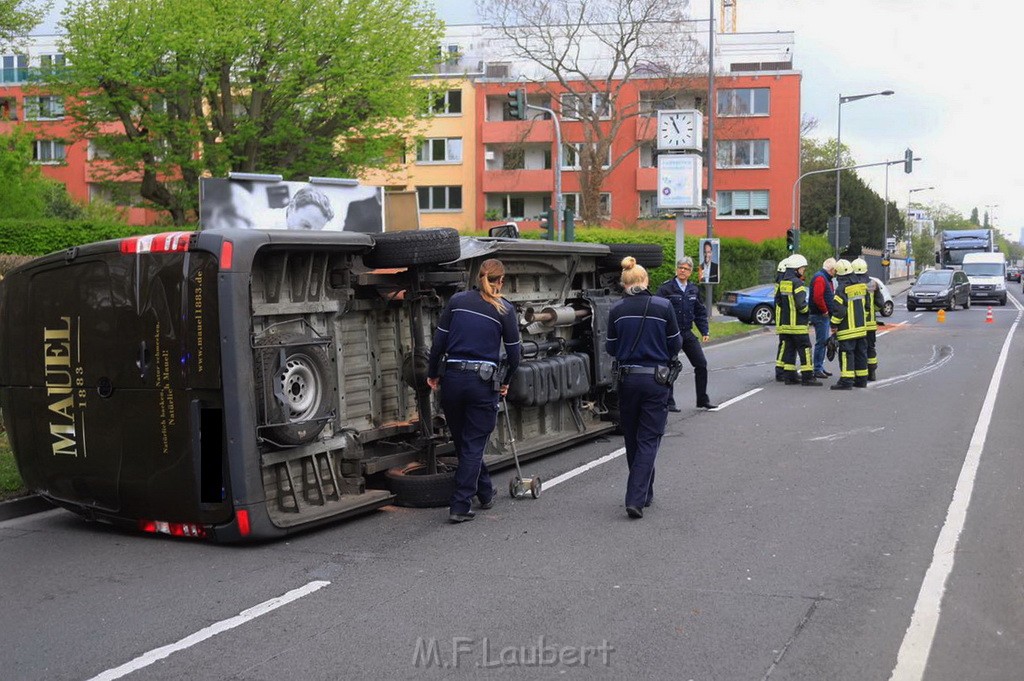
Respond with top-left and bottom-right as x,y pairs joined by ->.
437,0 -> 1022,239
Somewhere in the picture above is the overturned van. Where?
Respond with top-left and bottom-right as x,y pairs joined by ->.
0,227 -> 661,542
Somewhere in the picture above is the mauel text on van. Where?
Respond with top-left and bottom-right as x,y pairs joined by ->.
44,316 -> 80,457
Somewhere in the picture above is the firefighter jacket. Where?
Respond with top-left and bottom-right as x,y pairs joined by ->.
774,269 -> 809,334
831,274 -> 868,340
858,273 -> 884,332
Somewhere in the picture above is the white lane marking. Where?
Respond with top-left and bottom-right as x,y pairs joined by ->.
808,426 -> 885,442
704,330 -> 772,350
877,321 -> 908,338
87,580 -> 331,681
544,447 -> 626,490
890,308 -> 1021,681
709,387 -> 763,411
545,388 -> 761,489
913,313 -> 923,319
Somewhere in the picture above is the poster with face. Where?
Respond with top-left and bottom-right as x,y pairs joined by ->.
199,178 -> 384,233
698,238 -> 720,284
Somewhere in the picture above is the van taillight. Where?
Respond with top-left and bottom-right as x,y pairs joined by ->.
220,240 -> 234,270
120,231 -> 193,254
236,509 -> 251,537
138,519 -> 208,539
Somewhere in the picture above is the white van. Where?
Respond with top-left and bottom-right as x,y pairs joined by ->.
961,252 -> 1008,305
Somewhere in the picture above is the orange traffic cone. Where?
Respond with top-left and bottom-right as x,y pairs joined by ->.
937,308 -> 945,323
986,307 -> 994,324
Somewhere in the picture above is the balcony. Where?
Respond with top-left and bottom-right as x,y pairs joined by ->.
636,167 -> 657,192
481,119 -> 555,144
482,169 -> 554,194
635,116 -> 656,142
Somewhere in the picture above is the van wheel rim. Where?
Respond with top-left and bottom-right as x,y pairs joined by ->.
279,355 -> 322,420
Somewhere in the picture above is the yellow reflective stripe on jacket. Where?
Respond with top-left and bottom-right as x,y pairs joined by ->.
832,281 -> 868,338
775,279 -> 809,333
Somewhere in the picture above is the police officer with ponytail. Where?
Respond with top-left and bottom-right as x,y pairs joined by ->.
606,257 -> 682,519
427,259 -> 522,523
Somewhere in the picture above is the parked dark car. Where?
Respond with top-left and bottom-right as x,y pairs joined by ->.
716,284 -> 777,325
906,269 -> 971,311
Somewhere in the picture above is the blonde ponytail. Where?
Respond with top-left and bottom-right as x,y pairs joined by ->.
478,258 -> 506,312
619,256 -> 649,295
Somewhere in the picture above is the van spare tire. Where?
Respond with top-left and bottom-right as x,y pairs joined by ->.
255,332 -> 335,445
385,462 -> 457,508
365,228 -> 461,269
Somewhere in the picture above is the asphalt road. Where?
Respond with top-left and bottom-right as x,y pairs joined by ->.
2,283 -> 1023,681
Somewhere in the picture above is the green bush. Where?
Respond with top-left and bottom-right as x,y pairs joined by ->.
0,219 -> 169,256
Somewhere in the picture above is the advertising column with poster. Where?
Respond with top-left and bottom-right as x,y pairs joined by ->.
199,177 -> 385,233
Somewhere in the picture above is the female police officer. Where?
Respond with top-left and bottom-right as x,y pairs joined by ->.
427,259 -> 522,523
606,257 -> 682,519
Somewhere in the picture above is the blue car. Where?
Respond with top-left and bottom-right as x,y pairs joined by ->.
716,284 -> 776,325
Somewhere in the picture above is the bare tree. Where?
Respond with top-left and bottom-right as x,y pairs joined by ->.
478,0 -> 706,225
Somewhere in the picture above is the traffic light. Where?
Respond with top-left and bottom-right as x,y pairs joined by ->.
786,228 -> 797,252
539,209 -> 554,239
507,88 -> 526,120
563,207 -> 575,242
904,148 -> 913,174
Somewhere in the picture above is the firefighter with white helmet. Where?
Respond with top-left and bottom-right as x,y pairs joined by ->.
774,254 -> 821,386
770,256 -> 786,382
852,257 -> 884,380
829,259 -> 869,390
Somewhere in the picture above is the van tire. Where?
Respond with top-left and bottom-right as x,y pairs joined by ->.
255,333 -> 335,446
385,462 -> 457,508
597,243 -> 663,271
365,228 -> 461,269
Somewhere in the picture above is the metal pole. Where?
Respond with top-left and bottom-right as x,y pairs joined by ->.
526,103 -> 563,240
705,0 -> 715,312
884,162 -> 889,282
834,95 -> 843,256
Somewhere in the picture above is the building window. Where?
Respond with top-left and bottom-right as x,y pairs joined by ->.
717,190 -> 769,218
564,193 -> 611,218
638,92 -> 678,116
24,95 -> 65,120
89,182 -> 143,207
33,140 -> 66,164
717,139 -> 769,168
0,97 -> 16,121
417,185 -> 462,211
416,137 -> 462,163
559,93 -> 612,120
562,143 -> 611,170
717,88 -> 770,116
429,89 -> 462,115
1,55 -> 28,84
38,53 -> 66,69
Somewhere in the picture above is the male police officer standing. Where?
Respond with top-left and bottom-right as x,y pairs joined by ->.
775,254 -> 821,386
427,259 -> 522,523
852,257 -> 884,381
656,257 -> 717,411
829,259 -> 869,390
607,257 -> 682,519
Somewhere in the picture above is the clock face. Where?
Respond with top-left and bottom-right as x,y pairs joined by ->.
657,110 -> 702,151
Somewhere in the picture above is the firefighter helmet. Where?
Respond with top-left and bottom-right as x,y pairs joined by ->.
852,258 -> 868,274
788,254 -> 808,269
834,259 -> 853,276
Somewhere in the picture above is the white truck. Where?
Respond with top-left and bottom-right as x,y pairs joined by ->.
961,252 -> 1007,305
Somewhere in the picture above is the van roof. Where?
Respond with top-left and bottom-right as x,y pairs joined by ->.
962,252 -> 1005,262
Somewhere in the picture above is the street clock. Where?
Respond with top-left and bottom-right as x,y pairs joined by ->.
657,109 -> 703,151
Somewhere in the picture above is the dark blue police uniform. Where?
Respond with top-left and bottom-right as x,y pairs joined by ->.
655,277 -> 711,408
427,290 -> 521,517
606,291 -> 682,516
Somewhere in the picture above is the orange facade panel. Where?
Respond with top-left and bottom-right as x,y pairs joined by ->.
636,166 -> 657,192
481,119 -> 555,144
481,169 -> 554,194
635,116 -> 656,142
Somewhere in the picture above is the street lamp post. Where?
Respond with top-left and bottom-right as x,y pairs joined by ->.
834,89 -> 894,255
907,186 -> 934,229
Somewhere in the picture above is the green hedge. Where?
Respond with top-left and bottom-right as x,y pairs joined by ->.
0,219 -> 169,256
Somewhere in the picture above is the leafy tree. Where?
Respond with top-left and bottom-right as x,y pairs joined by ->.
0,0 -> 48,49
49,0 -> 445,224
477,0 -> 706,226
0,127 -> 47,218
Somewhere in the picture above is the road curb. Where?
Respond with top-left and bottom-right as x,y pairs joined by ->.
0,494 -> 53,522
